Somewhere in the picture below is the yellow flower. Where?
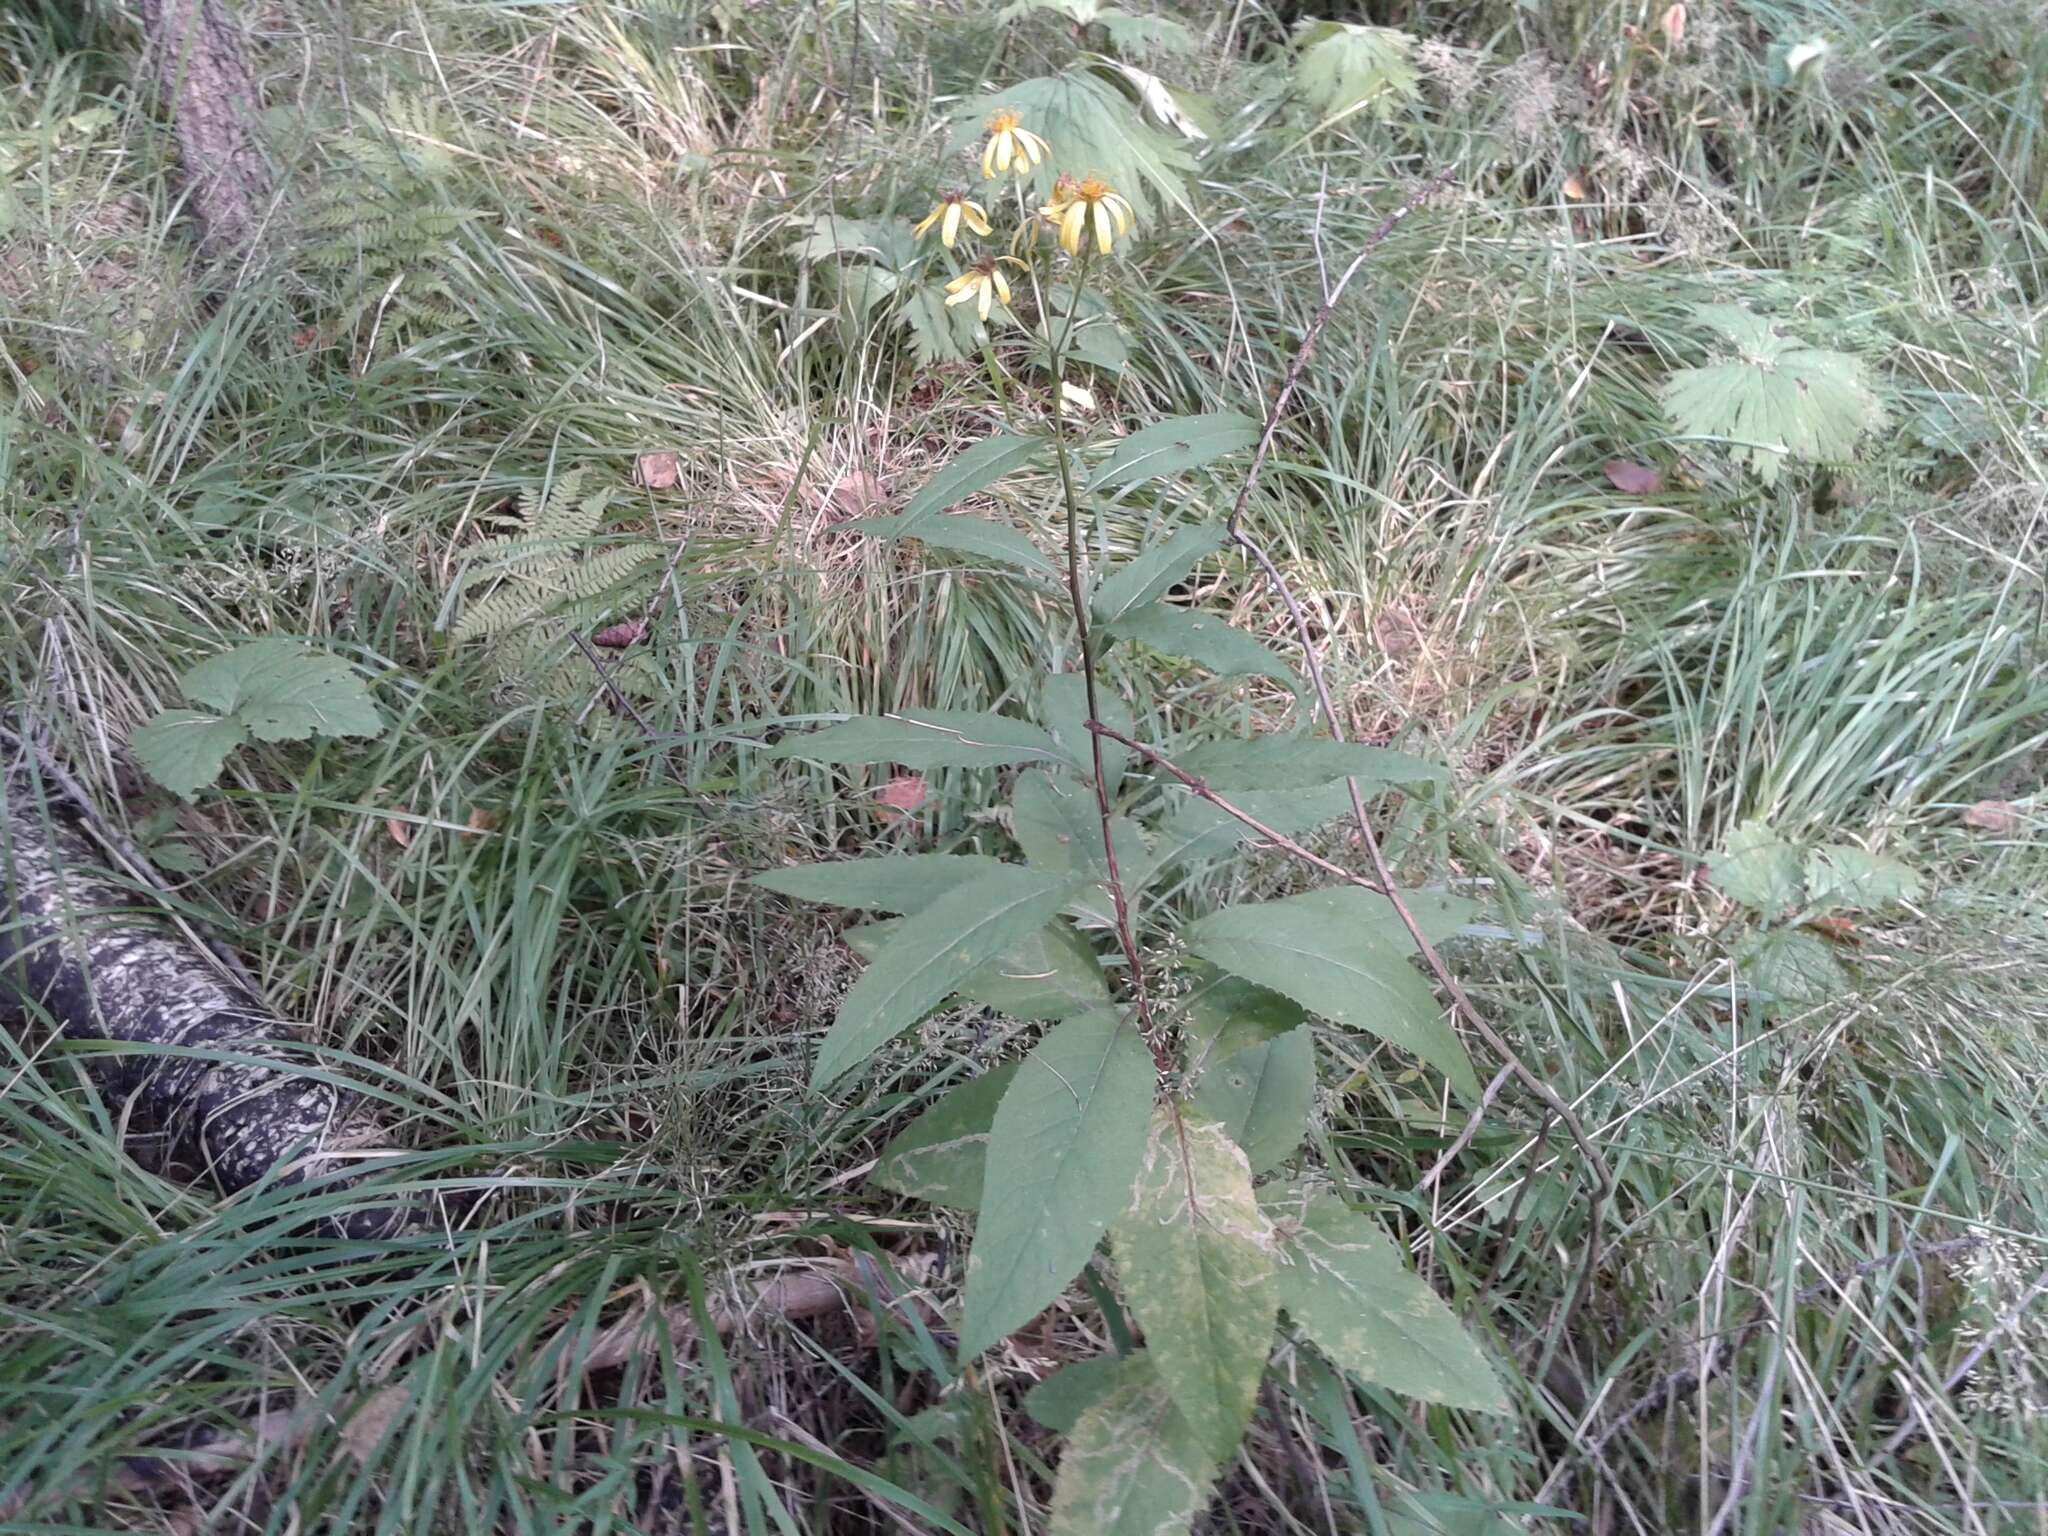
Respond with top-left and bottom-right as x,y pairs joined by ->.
943,258 -> 1016,322
981,110 -> 1049,180
912,192 -> 992,249
1039,175 -> 1134,257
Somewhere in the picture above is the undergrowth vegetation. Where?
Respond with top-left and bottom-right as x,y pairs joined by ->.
2,0 -> 2045,1531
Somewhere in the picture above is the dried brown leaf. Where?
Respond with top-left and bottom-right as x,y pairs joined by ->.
593,617 -> 648,649
634,451 -> 681,490
876,774 -> 928,819
1962,800 -> 2019,835
1604,460 -> 1663,494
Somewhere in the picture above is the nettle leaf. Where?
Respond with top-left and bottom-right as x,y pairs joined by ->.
949,71 -> 1193,220
1266,1189 -> 1509,1413
1048,1352 -> 1219,1536
1174,736 -> 1446,794
1109,603 -> 1301,693
753,854 -> 1009,916
1087,413 -> 1261,493
1092,525 -> 1225,625
1738,927 -> 1849,1008
1293,21 -> 1422,125
1186,887 -> 1480,1098
871,1064 -> 1020,1208
1803,845 -> 1922,911
1191,1025 -> 1315,1174
181,639 -> 384,743
1660,306 -> 1882,484
1041,671 -> 1134,794
1111,1113 -> 1277,1461
962,1009 -> 1154,1358
844,915 -> 1111,1020
768,710 -> 1068,771
1708,819 -> 1805,918
130,712 -> 249,800
813,868 -> 1079,1087
1009,771 -> 1147,930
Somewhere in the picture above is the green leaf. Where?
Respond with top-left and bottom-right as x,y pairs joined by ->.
1266,1190 -> 1509,1413
844,915 -> 1111,1020
1191,1026 -> 1315,1174
962,1009 -> 1154,1358
1185,887 -> 1480,1098
1803,845 -> 1922,911
1047,1353 -> 1220,1536
1024,1355 -> 1126,1433
1660,307 -> 1882,484
754,854 -> 1009,916
129,711 -> 249,799
1112,1114 -> 1276,1460
871,1064 -> 1020,1208
1174,736 -> 1446,793
847,512 -> 1053,575
1087,413 -> 1261,493
1708,819 -> 1805,918
1040,671 -> 1134,794
813,869 -> 1080,1087
1090,525 -> 1226,624
1140,783 -> 1358,882
1183,971 -> 1306,1063
898,434 -> 1047,523
768,710 -> 1067,771
1293,21 -> 1421,125
1738,928 -> 1849,1008
950,71 -> 1193,220
1009,772 -> 1147,929
1109,603 -> 1300,691
181,639 -> 383,742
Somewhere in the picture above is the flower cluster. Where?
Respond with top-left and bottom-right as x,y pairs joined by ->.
908,110 -> 1136,324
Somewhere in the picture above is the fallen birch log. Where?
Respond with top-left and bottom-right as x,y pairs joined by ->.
0,776 -> 416,1238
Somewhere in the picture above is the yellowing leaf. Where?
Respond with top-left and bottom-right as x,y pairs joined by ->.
1110,1113 -> 1276,1460
1048,1352 -> 1220,1536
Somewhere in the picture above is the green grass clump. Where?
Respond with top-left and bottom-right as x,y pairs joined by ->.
2,1 -> 2044,1531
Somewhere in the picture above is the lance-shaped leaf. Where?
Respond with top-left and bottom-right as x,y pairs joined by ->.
961,1010 -> 1153,1358
768,710 -> 1067,771
1108,602 -> 1301,692
1265,1189 -> 1509,1413
899,433 -> 1046,521
1110,1113 -> 1277,1461
813,869 -> 1079,1087
849,511 -> 1054,575
1091,524 -> 1225,624
1175,736 -> 1446,793
871,1064 -> 1020,1208
1088,413 -> 1261,493
754,853 -> 1009,916
844,915 -> 1110,1020
1040,671 -> 1134,794
1009,771 -> 1147,930
1191,1025 -> 1315,1174
1141,782 -> 1360,882
1047,1352 -> 1220,1536
1185,887 -> 1480,1098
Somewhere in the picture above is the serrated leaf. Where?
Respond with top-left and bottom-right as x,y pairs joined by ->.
129,711 -> 249,799
813,869 -> 1080,1087
1191,1026 -> 1314,1174
962,1009 -> 1154,1358
848,512 -> 1053,575
1048,1352 -> 1219,1536
1267,1190 -> 1509,1413
844,915 -> 1111,1020
181,639 -> 383,742
753,854 -> 1009,916
1087,413 -> 1260,493
871,1064 -> 1020,1208
1109,603 -> 1300,691
1803,845 -> 1921,911
768,710 -> 1068,771
1184,971 -> 1306,1063
897,434 -> 1046,522
1024,1355 -> 1125,1433
1293,21 -> 1421,125
1660,308 -> 1882,484
1141,783 -> 1360,883
950,71 -> 1193,220
1738,927 -> 1848,1008
1009,771 -> 1147,929
1174,736 -> 1447,793
1111,1114 -> 1275,1461
1185,887 -> 1480,1098
1040,671 -> 1134,795
1708,819 -> 1805,918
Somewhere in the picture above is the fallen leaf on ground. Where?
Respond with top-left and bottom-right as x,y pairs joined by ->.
1962,800 -> 2018,834
634,451 -> 681,490
1605,460 -> 1663,494
341,1384 -> 413,1467
385,809 -> 412,848
593,617 -> 648,648
876,775 -> 927,819
829,471 -> 887,520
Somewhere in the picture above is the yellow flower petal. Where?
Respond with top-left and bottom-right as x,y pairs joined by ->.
963,203 -> 992,237
977,281 -> 994,321
942,201 -> 961,248
981,138 -> 1000,179
992,267 -> 1011,304
913,206 -> 941,238
1060,201 -> 1088,255
945,282 -> 978,307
